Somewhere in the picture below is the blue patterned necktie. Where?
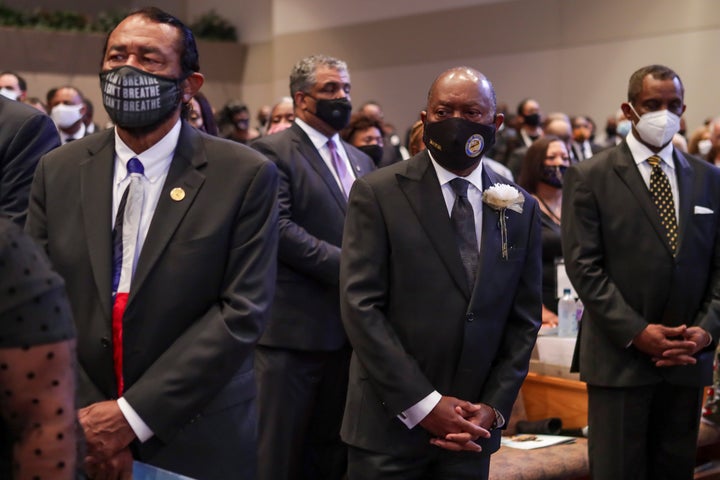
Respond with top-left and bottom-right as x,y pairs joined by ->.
449,177 -> 479,289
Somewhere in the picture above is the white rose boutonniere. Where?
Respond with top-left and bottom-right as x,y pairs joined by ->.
482,183 -> 524,260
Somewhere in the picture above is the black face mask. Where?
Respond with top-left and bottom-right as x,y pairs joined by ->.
308,95 -> 352,131
358,144 -> 384,166
100,65 -> 184,129
540,165 -> 568,188
524,112 -> 541,128
605,126 -> 617,137
236,119 -> 249,131
423,117 -> 496,172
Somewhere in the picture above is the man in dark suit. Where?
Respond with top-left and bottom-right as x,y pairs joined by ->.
340,66 -> 542,479
25,8 -> 279,479
0,96 -> 60,226
562,64 -> 720,480
570,115 -> 603,161
251,54 -> 375,480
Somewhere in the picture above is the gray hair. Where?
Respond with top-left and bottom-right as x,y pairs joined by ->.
289,54 -> 349,98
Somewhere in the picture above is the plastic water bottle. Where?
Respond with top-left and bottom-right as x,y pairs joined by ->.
558,288 -> 578,337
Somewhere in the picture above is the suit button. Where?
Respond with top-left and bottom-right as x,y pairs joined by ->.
466,313 -> 474,322
100,337 -> 110,348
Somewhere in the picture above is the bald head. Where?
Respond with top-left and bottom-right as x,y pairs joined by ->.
427,67 -> 497,113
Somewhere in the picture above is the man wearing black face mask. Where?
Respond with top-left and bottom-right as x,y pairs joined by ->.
339,66 -> 541,479
26,7 -> 279,479
250,54 -> 375,480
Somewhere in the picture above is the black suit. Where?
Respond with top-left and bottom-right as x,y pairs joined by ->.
251,122 -> 375,480
26,122 -> 279,479
340,151 -> 541,477
561,141 -> 720,480
0,97 -> 60,226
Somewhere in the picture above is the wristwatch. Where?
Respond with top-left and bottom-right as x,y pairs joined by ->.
490,406 -> 504,430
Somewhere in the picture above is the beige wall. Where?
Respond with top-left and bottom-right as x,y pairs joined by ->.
5,0 -> 720,137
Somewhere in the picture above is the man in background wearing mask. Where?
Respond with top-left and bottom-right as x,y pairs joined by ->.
503,97 -> 543,165
562,64 -> 720,480
26,7 -> 279,479
339,66 -> 541,479
251,54 -> 375,480
0,71 -> 27,102
47,86 -> 87,144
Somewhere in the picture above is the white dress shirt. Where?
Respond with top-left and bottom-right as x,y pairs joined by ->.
625,131 -> 680,224
113,119 -> 179,442
295,117 -> 357,190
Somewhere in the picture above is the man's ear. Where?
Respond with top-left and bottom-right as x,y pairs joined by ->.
620,102 -> 634,122
494,113 -> 504,130
181,72 -> 204,103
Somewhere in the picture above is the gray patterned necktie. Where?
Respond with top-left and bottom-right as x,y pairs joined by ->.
449,178 -> 479,289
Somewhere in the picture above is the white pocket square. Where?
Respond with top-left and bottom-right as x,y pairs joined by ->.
694,206 -> 714,214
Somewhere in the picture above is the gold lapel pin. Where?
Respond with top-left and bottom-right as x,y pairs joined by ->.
170,187 -> 186,201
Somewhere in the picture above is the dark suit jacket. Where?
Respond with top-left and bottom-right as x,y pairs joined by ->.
26,121 -> 279,477
0,97 -> 60,226
561,141 -> 720,387
340,151 -> 542,456
251,122 -> 375,351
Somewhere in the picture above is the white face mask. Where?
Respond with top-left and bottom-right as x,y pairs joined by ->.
51,103 -> 84,129
0,88 -> 18,101
628,103 -> 681,148
698,138 -> 713,157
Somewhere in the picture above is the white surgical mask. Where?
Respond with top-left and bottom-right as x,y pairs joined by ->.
628,103 -> 680,148
51,103 -> 84,129
698,138 -> 713,157
0,88 -> 18,101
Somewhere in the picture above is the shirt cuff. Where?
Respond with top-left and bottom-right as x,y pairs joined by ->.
117,396 -> 154,443
397,390 -> 442,429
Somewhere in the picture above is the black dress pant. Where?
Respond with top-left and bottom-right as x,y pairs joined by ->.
587,382 -> 703,480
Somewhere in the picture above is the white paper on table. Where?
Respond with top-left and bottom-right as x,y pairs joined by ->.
501,434 -> 576,450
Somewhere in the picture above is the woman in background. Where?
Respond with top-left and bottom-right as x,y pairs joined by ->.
519,136 -> 570,327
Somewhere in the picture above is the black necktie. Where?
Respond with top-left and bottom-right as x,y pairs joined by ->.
449,178 -> 479,289
647,155 -> 678,254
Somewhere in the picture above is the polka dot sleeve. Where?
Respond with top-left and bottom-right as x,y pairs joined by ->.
0,220 -> 78,479
0,221 -> 75,348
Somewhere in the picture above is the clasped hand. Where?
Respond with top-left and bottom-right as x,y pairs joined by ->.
78,400 -> 136,480
419,396 -> 493,452
633,324 -> 710,367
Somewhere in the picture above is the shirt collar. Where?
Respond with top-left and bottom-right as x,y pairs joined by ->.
626,130 -> 675,169
61,122 -> 86,142
429,151 -> 485,192
295,117 -> 341,150
114,119 -> 181,182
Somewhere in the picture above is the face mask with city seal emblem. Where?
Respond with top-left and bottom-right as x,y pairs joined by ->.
423,117 -> 496,171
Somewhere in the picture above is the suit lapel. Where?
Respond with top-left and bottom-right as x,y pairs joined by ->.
130,123 -> 206,298
674,150 -> 693,254
291,124 -> 347,213
398,152 -> 470,298
345,141 -> 374,181
470,166 -> 504,305
80,131 -> 115,320
612,143 -> 674,256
